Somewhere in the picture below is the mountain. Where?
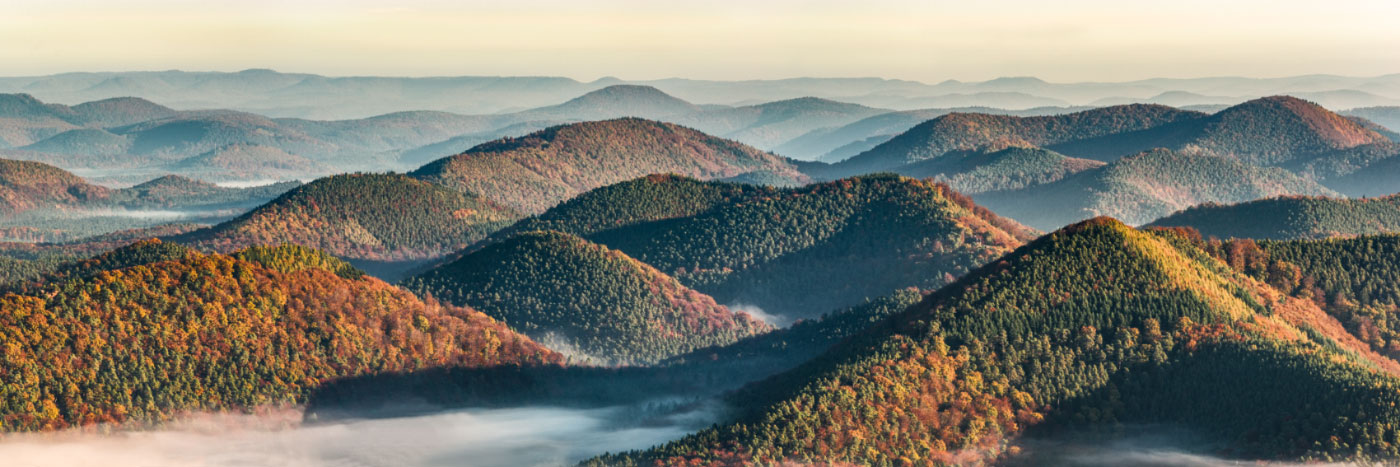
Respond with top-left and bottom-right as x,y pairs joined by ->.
482,173 -> 773,244
175,173 -> 519,261
829,104 -> 1205,175
171,143 -> 323,181
116,112 -> 336,163
395,120 -> 566,168
856,91 -> 1071,110
19,128 -> 131,156
592,218 -> 1400,465
68,96 -> 179,127
979,149 -> 1339,229
0,240 -> 561,431
0,157 -> 302,241
112,174 -> 298,208
777,108 -> 953,161
893,145 -> 1106,193
1148,194 -> 1400,239
1181,96 -> 1390,166
0,158 -> 110,215
8,70 -> 1400,120
410,118 -> 810,213
0,93 -> 81,147
405,230 -> 773,365
508,85 -> 703,122
672,97 -> 887,154
490,174 -> 1032,321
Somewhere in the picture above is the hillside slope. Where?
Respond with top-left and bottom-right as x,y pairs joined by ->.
829,104 -> 1204,175
593,219 -> 1400,465
0,241 -> 560,431
1149,194 -> 1400,239
979,149 -> 1339,229
176,173 -> 519,261
506,174 -> 1033,321
411,118 -> 809,213
404,231 -> 772,365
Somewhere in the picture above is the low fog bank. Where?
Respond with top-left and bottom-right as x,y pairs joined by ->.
0,404 -> 715,467
1007,427 -> 1357,467
729,303 -> 791,327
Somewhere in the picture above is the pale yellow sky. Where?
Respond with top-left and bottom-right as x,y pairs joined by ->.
4,0 -> 1399,81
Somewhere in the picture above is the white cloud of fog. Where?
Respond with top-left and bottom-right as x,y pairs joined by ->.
66,208 -> 223,220
214,180 -> 290,189
0,404 -> 710,467
728,303 -> 790,327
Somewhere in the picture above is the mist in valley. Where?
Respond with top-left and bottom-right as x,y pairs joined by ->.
0,404 -> 714,467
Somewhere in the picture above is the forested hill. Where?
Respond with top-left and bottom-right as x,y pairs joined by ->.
489,174 -> 1032,321
591,218 -> 1400,465
1149,194 -> 1400,239
173,173 -> 520,261
404,230 -> 772,365
1185,95 -> 1391,166
977,148 -> 1338,230
892,145 -> 1105,194
0,241 -> 560,431
481,174 -> 775,244
0,158 -> 110,215
828,104 -> 1204,175
410,118 -> 810,213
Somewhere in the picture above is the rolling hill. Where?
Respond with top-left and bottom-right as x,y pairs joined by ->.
486,174 -> 1033,321
508,85 -> 703,122
892,144 -> 1106,194
410,118 -> 810,213
404,230 -> 773,365
591,218 -> 1400,465
171,143 -> 324,181
0,241 -> 561,431
672,97 -> 888,154
1149,194 -> 1400,239
0,158 -> 110,215
175,173 -> 519,261
1181,96 -> 1390,166
978,149 -> 1339,229
828,104 -> 1205,176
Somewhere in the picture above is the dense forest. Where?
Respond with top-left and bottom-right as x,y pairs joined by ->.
547,174 -> 1033,320
590,218 -> 1400,465
0,241 -> 560,431
175,173 -> 520,261
1149,194 -> 1400,239
979,148 -> 1338,229
0,158 -> 110,215
827,104 -> 1204,175
893,145 -> 1105,194
404,230 -> 772,365
410,118 -> 809,213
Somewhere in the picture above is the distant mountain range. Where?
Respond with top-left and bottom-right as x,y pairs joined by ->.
4,70 -> 1399,119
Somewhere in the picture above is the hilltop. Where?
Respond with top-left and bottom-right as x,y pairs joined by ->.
979,149 -> 1338,229
411,118 -> 809,213
405,230 -> 772,365
488,174 -> 1032,320
175,173 -> 519,261
829,104 -> 1203,175
894,145 -> 1106,193
0,241 -> 560,431
0,158 -> 111,215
